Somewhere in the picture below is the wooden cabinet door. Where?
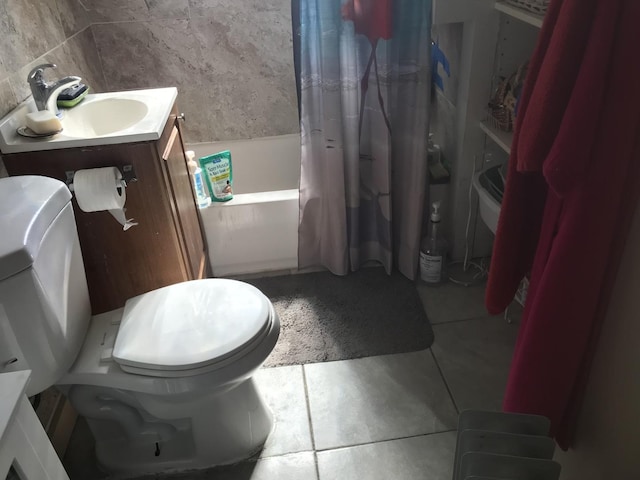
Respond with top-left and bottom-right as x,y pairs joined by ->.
161,122 -> 207,279
2,143 -> 188,314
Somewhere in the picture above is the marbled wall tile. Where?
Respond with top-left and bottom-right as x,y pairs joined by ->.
92,19 -> 199,92
55,0 -> 91,38
86,0 -> 189,23
0,0 -> 67,79
93,12 -> 298,142
9,66 -> 36,105
177,68 -> 298,142
185,6 -> 297,141
0,79 -> 18,119
146,0 -> 190,17
189,5 -> 293,74
9,28 -> 106,104
188,0 -> 287,18
62,28 -> 107,93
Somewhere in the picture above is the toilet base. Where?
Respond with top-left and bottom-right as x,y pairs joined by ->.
69,377 -> 273,477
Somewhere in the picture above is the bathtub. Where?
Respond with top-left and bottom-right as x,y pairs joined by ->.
188,134 -> 300,277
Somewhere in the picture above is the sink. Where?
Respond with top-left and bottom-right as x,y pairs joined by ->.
473,167 -> 503,234
63,98 -> 149,138
0,87 -> 178,154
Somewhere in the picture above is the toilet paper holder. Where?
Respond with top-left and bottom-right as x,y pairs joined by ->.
65,165 -> 137,192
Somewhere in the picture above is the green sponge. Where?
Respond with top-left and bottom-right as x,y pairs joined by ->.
57,84 -> 89,108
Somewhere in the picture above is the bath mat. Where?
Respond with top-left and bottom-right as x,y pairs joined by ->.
246,268 -> 434,367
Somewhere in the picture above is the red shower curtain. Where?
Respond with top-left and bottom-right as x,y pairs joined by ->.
486,0 -> 640,448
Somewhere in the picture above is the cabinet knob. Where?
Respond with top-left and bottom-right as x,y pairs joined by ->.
177,113 -> 186,122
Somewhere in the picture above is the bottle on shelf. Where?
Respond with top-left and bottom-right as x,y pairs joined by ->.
428,134 -> 449,182
420,201 -> 448,284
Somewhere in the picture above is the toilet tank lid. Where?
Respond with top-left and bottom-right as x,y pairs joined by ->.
0,176 -> 71,281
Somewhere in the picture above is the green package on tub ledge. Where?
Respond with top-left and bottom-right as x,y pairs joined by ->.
200,150 -> 233,202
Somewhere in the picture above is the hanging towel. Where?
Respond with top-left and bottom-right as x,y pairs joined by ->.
486,0 -> 640,448
485,0 -> 598,312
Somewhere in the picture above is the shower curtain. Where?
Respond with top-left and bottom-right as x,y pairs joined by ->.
295,0 -> 432,279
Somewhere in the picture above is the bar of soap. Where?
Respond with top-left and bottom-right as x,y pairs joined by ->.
25,111 -> 62,135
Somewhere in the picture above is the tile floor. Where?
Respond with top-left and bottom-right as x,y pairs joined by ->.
63,281 -> 520,480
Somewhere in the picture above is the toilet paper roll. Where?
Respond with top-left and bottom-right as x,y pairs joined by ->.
73,167 -> 138,231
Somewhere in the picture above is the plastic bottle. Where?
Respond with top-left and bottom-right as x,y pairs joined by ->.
427,134 -> 449,181
420,201 -> 448,284
186,150 -> 211,209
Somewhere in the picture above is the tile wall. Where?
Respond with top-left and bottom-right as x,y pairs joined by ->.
89,0 -> 299,143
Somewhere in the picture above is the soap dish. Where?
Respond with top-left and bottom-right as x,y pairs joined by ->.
16,126 -> 63,138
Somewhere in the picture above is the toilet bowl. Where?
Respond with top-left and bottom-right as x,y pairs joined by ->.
0,176 -> 280,476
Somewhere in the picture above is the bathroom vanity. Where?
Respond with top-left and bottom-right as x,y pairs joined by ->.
1,90 -> 208,314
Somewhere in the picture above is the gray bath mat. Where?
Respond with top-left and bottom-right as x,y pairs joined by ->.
246,268 -> 434,367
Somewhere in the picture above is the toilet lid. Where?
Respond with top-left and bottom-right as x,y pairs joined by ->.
112,279 -> 271,372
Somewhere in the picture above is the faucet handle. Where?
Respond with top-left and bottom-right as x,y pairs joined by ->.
27,63 -> 57,84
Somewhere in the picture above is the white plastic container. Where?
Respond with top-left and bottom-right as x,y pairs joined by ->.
186,150 -> 211,209
472,171 -> 500,234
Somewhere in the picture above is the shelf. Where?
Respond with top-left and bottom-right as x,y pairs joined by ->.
494,2 -> 544,28
480,121 -> 513,154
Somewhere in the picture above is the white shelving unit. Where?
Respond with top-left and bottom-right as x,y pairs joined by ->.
480,121 -> 513,154
464,1 -> 545,258
430,0 -> 546,260
481,2 -> 544,155
494,1 -> 544,28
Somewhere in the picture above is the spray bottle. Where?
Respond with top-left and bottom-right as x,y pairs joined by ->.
186,150 -> 211,209
420,201 -> 448,284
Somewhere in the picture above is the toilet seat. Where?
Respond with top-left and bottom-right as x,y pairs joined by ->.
112,279 -> 273,377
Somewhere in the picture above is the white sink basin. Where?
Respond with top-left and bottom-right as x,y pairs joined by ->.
473,170 -> 501,234
0,87 -> 178,154
63,98 -> 149,138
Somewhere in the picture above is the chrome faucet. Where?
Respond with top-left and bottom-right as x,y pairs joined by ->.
27,64 -> 81,117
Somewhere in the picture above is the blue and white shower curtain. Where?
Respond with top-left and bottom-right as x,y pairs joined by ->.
296,0 -> 432,279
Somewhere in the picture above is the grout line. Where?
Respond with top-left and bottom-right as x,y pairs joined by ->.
301,365 -> 320,479
313,451 -> 320,480
429,348 -> 460,415
89,25 -> 109,91
430,313 -> 505,327
314,428 -> 458,453
301,366 -> 316,450
29,25 -> 92,72
90,18 -> 189,25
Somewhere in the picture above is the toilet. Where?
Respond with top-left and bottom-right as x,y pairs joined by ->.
0,176 -> 280,475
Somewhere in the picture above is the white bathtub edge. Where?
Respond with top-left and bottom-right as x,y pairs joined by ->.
213,258 -> 298,278
204,189 -> 299,208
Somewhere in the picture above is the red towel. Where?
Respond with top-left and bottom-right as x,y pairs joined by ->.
486,0 -> 640,448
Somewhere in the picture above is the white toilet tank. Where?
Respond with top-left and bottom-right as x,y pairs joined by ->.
0,176 -> 91,396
